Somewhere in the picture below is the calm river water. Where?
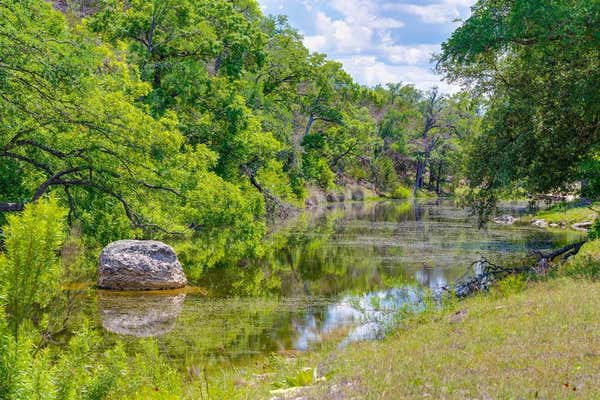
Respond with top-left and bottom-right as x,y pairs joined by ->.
94,200 -> 582,367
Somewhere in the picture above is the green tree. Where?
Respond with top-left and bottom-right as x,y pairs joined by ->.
437,0 -> 600,217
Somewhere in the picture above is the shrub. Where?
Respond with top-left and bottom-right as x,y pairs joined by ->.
559,240 -> 600,280
391,185 -> 412,199
561,256 -> 600,280
0,197 -> 67,335
589,218 -> 600,240
255,159 -> 294,201
372,156 -> 398,192
415,189 -> 437,199
493,275 -> 528,297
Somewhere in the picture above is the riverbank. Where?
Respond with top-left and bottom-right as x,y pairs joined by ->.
218,241 -> 600,399
521,200 -> 599,230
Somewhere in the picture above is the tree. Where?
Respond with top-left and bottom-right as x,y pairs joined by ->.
0,198 -> 66,337
0,1 -> 188,231
437,0 -> 600,217
0,0 -> 266,249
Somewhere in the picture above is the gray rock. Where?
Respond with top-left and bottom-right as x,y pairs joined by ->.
351,189 -> 365,201
572,221 -> 594,231
99,292 -> 185,337
98,240 -> 187,290
493,215 -> 516,225
531,219 -> 549,228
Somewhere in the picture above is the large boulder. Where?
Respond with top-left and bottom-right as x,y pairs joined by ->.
98,240 -> 187,290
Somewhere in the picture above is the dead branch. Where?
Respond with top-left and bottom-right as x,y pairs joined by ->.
448,240 -> 588,298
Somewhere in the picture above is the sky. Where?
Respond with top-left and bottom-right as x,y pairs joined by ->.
257,0 -> 475,93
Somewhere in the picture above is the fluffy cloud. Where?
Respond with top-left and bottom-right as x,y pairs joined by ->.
337,55 -> 460,93
382,44 -> 440,65
258,0 -> 474,92
384,0 -> 475,24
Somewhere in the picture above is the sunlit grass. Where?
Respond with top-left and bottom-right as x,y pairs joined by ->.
525,201 -> 599,225
304,278 -> 600,399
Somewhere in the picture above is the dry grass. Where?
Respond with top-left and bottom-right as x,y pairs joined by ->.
304,279 -> 600,399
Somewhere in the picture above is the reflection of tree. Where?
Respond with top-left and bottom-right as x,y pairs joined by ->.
101,200 -> 582,374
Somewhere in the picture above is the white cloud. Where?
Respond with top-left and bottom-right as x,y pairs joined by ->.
304,34 -> 327,52
382,44 -> 440,65
337,55 -> 460,93
385,0 -> 475,24
258,0 -> 475,92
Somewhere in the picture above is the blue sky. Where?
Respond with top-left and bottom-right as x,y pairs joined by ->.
257,0 -> 475,92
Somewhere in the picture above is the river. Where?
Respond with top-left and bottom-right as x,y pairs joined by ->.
94,200 -> 582,369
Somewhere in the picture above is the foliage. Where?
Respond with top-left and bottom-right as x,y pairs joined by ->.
0,0 -> 484,251
590,219 -> 600,241
390,186 -> 412,200
0,198 -> 66,336
0,316 -> 189,400
560,240 -> 600,280
438,0 -> 600,217
492,274 -> 527,297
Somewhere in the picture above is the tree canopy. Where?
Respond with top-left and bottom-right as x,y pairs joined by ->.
438,0 -> 600,218
1,0 -> 481,261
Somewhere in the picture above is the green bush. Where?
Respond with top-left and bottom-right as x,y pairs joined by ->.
589,219 -> 600,240
372,156 -> 398,192
255,159 -> 295,201
493,275 -> 528,297
415,189 -> 437,199
561,256 -> 600,280
390,185 -> 412,199
302,153 -> 335,189
0,197 -> 67,335
559,240 -> 600,280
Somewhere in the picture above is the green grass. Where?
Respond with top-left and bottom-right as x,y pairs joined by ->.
415,189 -> 438,199
298,278 -> 600,399
525,201 -> 599,225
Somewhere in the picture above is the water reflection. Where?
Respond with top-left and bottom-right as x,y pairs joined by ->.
99,291 -> 186,337
294,286 -> 424,351
96,200 -> 583,363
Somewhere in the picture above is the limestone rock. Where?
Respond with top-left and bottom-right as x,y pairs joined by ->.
493,215 -> 516,225
531,219 -> 549,228
98,240 -> 187,290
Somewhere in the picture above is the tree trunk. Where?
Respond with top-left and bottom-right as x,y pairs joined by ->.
428,161 -> 435,190
304,114 -> 315,138
413,160 -> 426,195
436,161 -> 443,195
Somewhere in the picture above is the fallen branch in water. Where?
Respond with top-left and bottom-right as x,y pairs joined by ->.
445,240 -> 588,298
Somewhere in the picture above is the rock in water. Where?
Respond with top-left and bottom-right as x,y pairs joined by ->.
98,240 -> 187,290
493,215 -> 516,225
531,219 -> 549,228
